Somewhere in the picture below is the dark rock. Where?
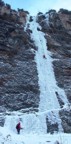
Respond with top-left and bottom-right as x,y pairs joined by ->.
0,3 -> 40,112
46,116 -> 58,134
54,140 -> 60,144
59,108 -> 71,133
6,4 -> 11,9
29,16 -> 33,22
59,9 -> 71,15
0,0 -> 4,6
37,12 -> 43,15
55,91 -> 64,108
37,27 -> 41,31
0,116 -> 5,126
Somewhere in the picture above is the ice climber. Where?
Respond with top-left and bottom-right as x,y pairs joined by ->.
16,122 -> 23,134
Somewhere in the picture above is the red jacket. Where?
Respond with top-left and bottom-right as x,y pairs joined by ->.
16,122 -> 21,129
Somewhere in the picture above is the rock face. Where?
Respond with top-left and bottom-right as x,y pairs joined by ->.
0,0 -> 40,112
0,0 -> 28,25
37,9 -> 71,133
0,0 -> 71,133
59,106 -> 71,133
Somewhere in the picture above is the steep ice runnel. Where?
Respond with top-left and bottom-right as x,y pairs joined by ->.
29,17 -> 68,112
29,16 -> 68,133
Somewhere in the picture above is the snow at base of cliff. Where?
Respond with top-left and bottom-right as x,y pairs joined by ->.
0,126 -> 71,144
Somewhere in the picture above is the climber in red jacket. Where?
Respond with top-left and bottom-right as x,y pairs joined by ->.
16,122 -> 23,134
